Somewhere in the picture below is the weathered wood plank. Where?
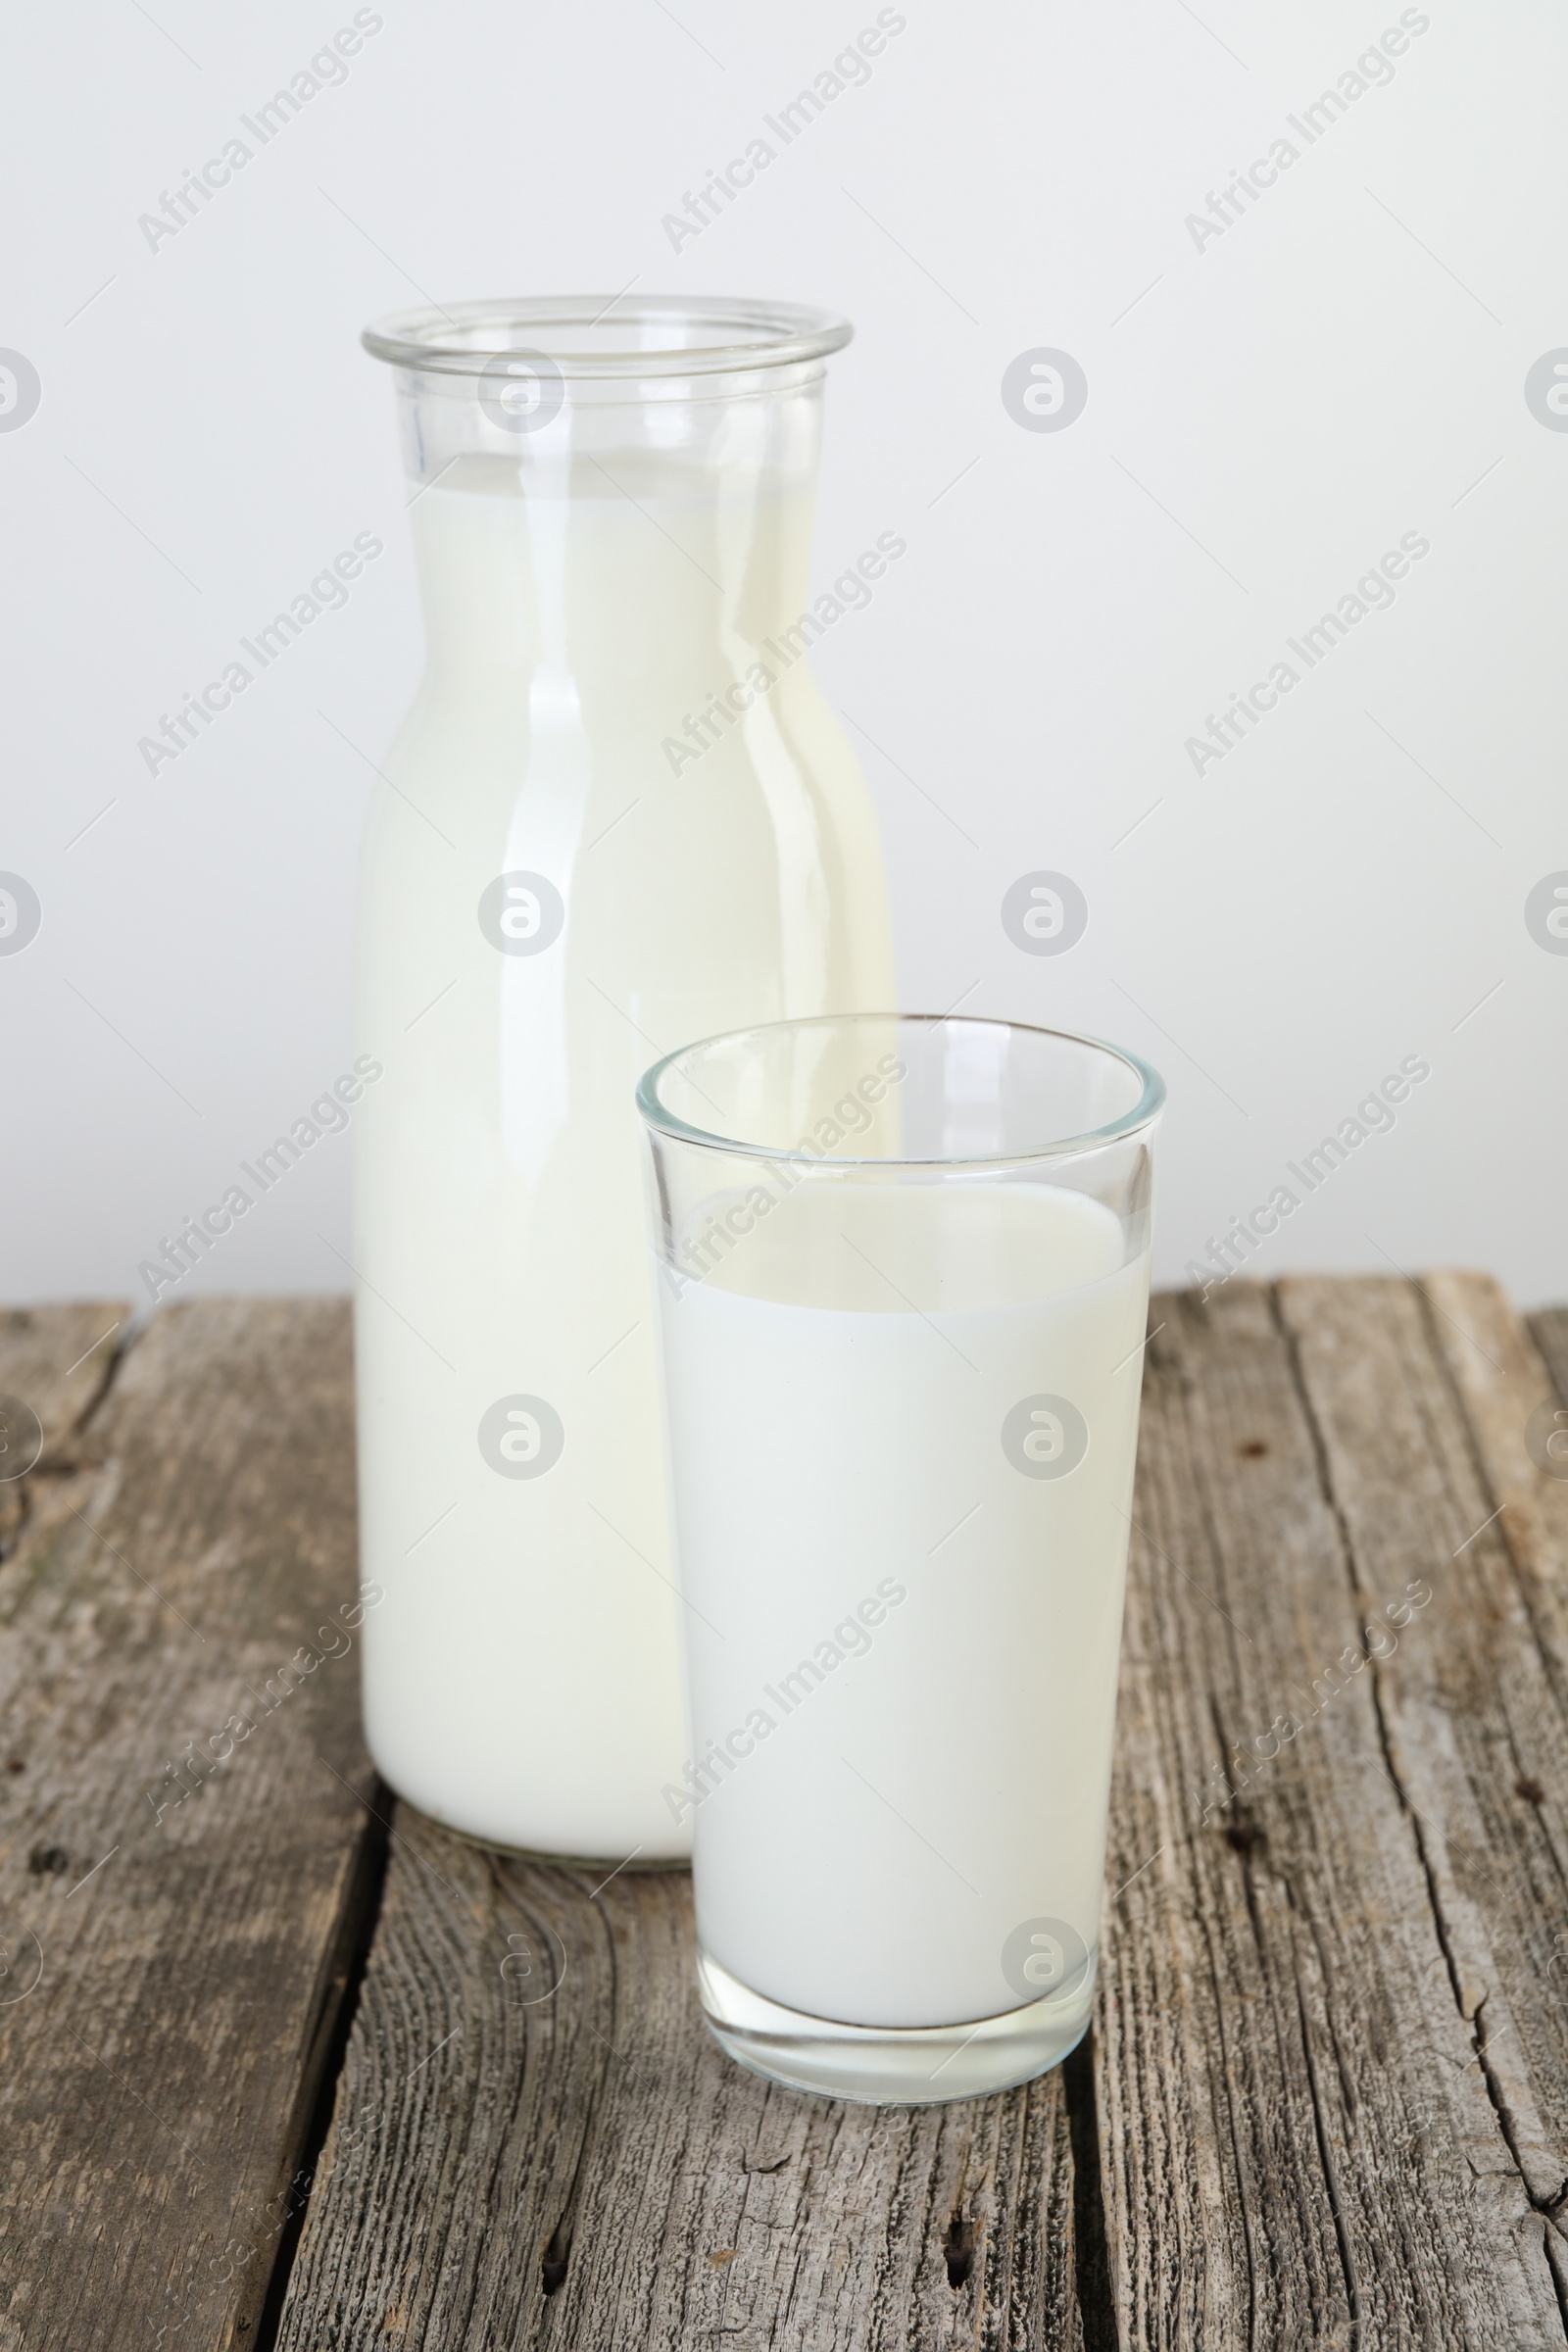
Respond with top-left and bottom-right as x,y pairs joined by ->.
1097,1279 -> 1568,2350
1283,1274 -> 1568,2220
1527,1308 -> 1568,1419
1427,1281 -> 1568,1714
0,1298 -> 378,2352
0,1301 -> 123,1559
1416,1273 -> 1568,2305
0,1300 -> 123,1471
272,1804 -> 1093,2350
12,1281 -> 1564,2349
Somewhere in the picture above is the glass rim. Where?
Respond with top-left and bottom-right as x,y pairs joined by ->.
361,295 -> 854,380
636,1012 -> 1166,1168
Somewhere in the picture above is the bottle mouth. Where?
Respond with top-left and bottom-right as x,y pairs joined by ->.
362,296 -> 854,380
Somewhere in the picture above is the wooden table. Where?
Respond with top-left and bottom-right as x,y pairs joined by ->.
2,1278 -> 1566,2350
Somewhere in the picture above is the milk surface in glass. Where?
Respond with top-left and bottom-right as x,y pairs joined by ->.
659,1179 -> 1149,2028
354,442 -> 895,1859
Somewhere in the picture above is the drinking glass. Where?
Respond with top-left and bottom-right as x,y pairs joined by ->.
637,1013 -> 1163,2103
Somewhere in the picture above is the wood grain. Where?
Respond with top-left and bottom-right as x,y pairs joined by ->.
0,1298 -> 378,2352
269,1274 -> 1568,2351
1528,1308 -> 1568,1420
0,1300 -> 123,1471
1098,1277 -> 1568,2351
271,1805 -> 1095,2350
8,1280 -> 1567,2351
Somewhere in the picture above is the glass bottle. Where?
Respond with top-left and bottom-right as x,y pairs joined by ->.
354,298 -> 897,1858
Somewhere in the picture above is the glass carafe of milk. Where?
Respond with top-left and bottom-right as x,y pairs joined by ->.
353,298 -> 896,1861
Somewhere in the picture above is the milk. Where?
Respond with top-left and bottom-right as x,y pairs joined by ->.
657,1180 -> 1149,2028
354,452 -> 896,1857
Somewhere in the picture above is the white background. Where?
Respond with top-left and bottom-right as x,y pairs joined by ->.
4,0 -> 1565,1307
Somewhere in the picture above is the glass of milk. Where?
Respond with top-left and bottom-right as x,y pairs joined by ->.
637,1013 -> 1163,2103
352,301 -> 896,1860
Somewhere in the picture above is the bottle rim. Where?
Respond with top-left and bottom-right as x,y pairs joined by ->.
362,295 -> 854,379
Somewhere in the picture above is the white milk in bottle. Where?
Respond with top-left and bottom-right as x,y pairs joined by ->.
353,301 -> 896,1857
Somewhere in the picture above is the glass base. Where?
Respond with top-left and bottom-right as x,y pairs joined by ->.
697,1947 -> 1096,2106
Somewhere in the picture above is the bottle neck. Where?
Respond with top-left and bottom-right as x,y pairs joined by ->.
408,451 -> 822,692
396,368 -> 828,692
